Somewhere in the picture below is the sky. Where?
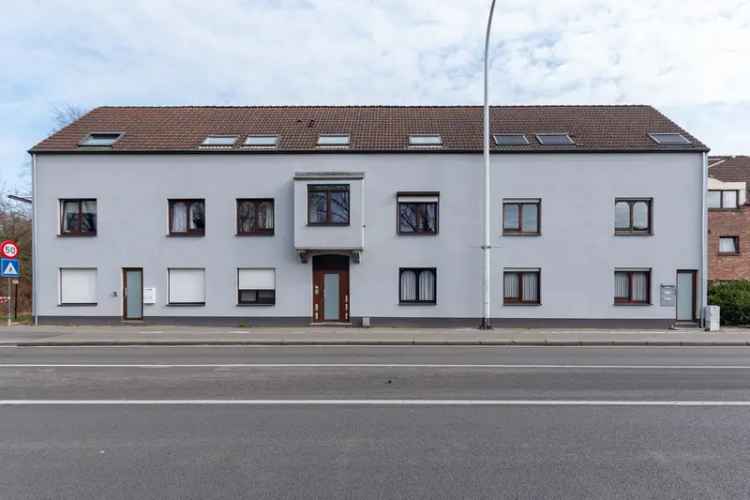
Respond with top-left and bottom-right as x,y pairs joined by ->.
1,0 -> 749,191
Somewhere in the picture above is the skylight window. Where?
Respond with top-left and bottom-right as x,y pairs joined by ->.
408,134 -> 443,146
493,134 -> 529,146
317,134 -> 350,147
201,135 -> 239,147
536,133 -> 575,146
244,135 -> 279,147
79,133 -> 123,147
648,133 -> 691,145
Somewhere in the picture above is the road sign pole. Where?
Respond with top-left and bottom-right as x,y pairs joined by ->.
7,278 -> 10,327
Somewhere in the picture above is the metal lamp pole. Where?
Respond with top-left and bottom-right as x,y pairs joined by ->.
480,0 -> 497,329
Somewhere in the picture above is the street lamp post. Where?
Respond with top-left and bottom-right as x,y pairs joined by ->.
480,0 -> 497,330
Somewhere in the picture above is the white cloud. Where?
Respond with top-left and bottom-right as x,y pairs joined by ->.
1,0 -> 749,186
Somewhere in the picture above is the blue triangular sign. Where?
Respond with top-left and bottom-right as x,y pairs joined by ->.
2,260 -> 18,277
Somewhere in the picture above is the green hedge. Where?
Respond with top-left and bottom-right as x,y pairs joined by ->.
708,280 -> 750,325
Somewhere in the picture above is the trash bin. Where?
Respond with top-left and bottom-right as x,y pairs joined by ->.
704,305 -> 720,332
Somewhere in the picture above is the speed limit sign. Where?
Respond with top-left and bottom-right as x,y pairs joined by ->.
0,241 -> 18,259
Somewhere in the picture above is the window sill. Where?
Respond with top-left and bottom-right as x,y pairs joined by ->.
398,302 -> 437,306
613,302 -> 652,306
307,223 -> 351,227
236,303 -> 276,307
236,232 -> 274,237
166,303 -> 206,307
59,303 -> 98,307
397,232 -> 439,236
709,208 -> 741,212
718,253 -> 741,256
614,232 -> 652,237
503,302 -> 541,306
167,233 -> 205,238
58,233 -> 97,238
502,232 -> 540,237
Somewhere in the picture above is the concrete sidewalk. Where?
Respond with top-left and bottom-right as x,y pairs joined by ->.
0,324 -> 749,346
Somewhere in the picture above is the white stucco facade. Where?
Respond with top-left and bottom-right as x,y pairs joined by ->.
32,151 -> 705,326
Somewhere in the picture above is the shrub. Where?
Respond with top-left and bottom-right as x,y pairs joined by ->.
708,280 -> 750,325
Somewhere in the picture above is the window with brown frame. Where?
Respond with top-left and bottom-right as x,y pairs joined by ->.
614,199 -> 652,235
169,199 -> 205,236
399,268 -> 437,304
60,199 -> 97,236
708,190 -> 739,209
237,199 -> 274,235
614,269 -> 651,305
503,199 -> 540,235
398,193 -> 439,234
503,269 -> 541,305
308,185 -> 350,225
719,236 -> 740,255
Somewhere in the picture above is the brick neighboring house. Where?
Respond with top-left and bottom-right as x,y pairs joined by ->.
708,156 -> 750,282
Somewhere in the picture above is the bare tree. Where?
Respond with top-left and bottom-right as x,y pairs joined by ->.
51,104 -> 88,133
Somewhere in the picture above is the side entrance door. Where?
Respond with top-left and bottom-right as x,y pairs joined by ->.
676,270 -> 697,322
312,255 -> 349,322
123,268 -> 143,320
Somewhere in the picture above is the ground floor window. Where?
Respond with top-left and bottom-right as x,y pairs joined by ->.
168,268 -> 206,305
614,269 -> 651,305
399,268 -> 436,304
503,269 -> 540,304
238,268 -> 276,305
59,268 -> 97,305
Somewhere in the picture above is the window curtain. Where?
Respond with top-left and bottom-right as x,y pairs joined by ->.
418,270 -> 435,301
189,201 -> 205,230
400,270 -> 417,301
632,202 -> 648,229
614,272 -> 630,299
258,201 -> 274,229
707,192 -> 721,209
720,237 -> 737,253
631,272 -> 648,301
238,201 -> 255,232
504,273 -> 519,299
62,201 -> 79,233
521,273 -> 538,302
81,201 -> 97,232
723,191 -> 738,209
172,202 -> 188,232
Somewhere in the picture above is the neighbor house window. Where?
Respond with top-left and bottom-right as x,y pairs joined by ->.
503,269 -> 540,305
708,190 -> 739,209
168,268 -> 205,305
308,185 -> 350,225
169,199 -> 205,235
398,192 -> 439,234
60,199 -> 97,236
614,269 -> 651,305
59,268 -> 97,305
399,268 -> 436,304
503,199 -> 540,235
238,268 -> 276,305
615,199 -> 652,235
719,236 -> 739,255
237,199 -> 274,235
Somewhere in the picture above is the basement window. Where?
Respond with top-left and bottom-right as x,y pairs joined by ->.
79,133 -> 123,147
201,135 -> 239,147
244,135 -> 279,148
648,133 -> 691,145
536,133 -> 575,145
408,135 -> 443,147
494,134 -> 529,146
317,134 -> 350,147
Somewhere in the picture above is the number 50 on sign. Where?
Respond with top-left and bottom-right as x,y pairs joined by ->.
1,241 -> 18,259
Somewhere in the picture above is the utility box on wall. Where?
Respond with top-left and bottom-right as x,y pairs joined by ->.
704,305 -> 720,332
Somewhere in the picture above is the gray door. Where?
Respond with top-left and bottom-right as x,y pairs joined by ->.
124,269 -> 143,320
676,271 -> 696,321
323,273 -> 340,321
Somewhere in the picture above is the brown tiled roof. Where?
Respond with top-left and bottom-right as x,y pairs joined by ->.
30,105 -> 708,153
709,156 -> 750,184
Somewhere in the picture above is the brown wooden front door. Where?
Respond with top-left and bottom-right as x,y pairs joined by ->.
312,255 -> 349,322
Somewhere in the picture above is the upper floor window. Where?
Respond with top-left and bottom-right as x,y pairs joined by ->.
308,185 -> 350,225
615,199 -> 652,235
708,190 -> 739,209
614,269 -> 651,305
503,199 -> 540,235
169,199 -> 205,236
719,236 -> 739,255
237,199 -> 274,235
398,192 -> 439,234
399,268 -> 437,305
60,199 -> 97,236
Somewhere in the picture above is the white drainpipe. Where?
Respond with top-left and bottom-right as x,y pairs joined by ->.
31,153 -> 38,327
701,151 -> 708,326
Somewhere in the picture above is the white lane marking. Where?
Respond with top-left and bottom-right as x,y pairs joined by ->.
2,399 -> 750,406
2,363 -> 750,369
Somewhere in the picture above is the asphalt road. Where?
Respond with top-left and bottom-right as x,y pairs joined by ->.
2,346 -> 750,499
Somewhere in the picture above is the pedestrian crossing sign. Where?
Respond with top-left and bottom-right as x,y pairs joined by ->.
1,259 -> 20,278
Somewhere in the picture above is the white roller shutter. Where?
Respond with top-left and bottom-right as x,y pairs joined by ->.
60,268 -> 97,304
169,269 -> 206,304
238,269 -> 275,290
